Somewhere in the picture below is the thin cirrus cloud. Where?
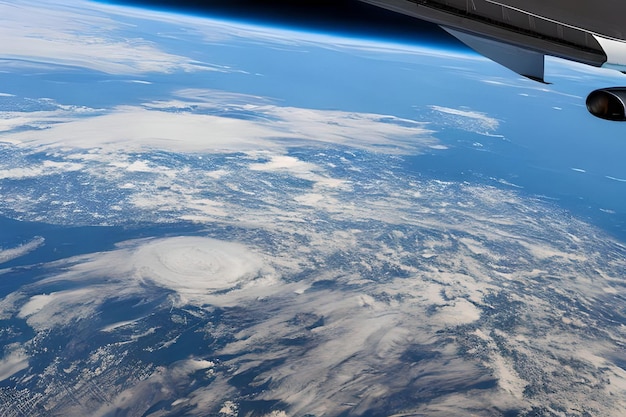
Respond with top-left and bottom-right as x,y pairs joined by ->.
0,0 -> 222,74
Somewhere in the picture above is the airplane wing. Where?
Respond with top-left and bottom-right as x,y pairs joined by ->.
358,0 -> 626,120
487,0 -> 626,41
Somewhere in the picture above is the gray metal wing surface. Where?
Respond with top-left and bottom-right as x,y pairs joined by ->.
486,0 -> 626,41
358,0 -> 617,82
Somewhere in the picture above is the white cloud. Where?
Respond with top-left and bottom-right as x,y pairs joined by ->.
429,105 -> 500,133
17,288 -> 104,330
0,160 -> 83,180
128,237 -> 277,301
4,107 -> 282,152
0,0 -> 473,76
18,293 -> 57,318
4,100 -> 437,155
0,109 -> 84,134
1,176 -> 625,415
0,0 -> 220,74
0,346 -> 29,382
0,236 -> 44,264
0,6 -> 624,413
249,155 -> 319,174
27,237 -> 279,308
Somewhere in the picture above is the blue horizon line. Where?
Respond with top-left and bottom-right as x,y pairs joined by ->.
94,0 -> 470,53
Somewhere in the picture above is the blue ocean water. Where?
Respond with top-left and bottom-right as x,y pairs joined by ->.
0,216 -> 206,286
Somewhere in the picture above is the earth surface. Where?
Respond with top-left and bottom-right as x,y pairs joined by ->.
0,1 -> 625,416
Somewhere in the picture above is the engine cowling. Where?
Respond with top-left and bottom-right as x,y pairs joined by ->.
586,87 -> 626,121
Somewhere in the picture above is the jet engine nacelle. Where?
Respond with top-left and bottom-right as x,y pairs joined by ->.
586,87 -> 626,121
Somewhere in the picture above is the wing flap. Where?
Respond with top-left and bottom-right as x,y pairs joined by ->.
444,27 -> 546,82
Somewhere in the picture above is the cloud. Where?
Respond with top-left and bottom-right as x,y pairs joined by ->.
128,237 -> 278,303
0,236 -> 44,264
20,237 -> 279,311
0,0 -> 473,76
0,160 -> 83,180
4,107 -> 283,152
0,346 -> 29,382
0,0 -> 221,74
0,6 -> 624,413
0,107 -> 93,134
249,155 -> 319,174
3,175 -> 625,415
429,105 -> 501,134
17,292 -> 58,318
5,99 -> 437,156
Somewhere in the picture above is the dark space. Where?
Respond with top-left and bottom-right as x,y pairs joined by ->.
105,0 -> 459,46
